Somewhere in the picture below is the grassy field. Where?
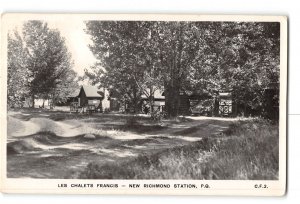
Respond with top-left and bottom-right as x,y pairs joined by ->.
77,119 -> 279,180
7,108 -> 278,179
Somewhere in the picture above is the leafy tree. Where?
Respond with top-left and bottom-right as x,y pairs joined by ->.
188,22 -> 280,115
148,22 -> 205,116
85,21 -> 280,117
85,21 -> 164,114
51,69 -> 80,105
7,21 -> 78,108
22,21 -> 75,107
7,31 -> 29,107
85,21 -> 203,116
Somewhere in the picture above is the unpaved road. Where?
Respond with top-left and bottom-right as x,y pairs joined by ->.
7,113 -> 236,178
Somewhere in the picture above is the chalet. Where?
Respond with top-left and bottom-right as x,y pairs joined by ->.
69,85 -> 110,112
218,91 -> 234,116
140,89 -> 209,115
165,90 -> 235,117
141,89 -> 214,116
71,85 -> 236,116
141,89 -> 165,113
78,85 -> 103,107
186,91 -> 213,116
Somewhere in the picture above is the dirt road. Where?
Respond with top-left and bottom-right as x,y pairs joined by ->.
7,113 -> 235,178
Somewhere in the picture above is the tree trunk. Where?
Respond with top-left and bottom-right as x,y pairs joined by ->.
164,23 -> 184,118
149,96 -> 154,117
31,94 -> 35,108
165,82 -> 180,118
213,96 -> 219,117
132,84 -> 140,113
149,86 -> 154,116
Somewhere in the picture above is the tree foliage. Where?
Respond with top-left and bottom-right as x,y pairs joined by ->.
188,22 -> 280,114
85,21 -> 163,113
7,21 -> 78,108
85,21 -> 280,117
7,31 -> 28,107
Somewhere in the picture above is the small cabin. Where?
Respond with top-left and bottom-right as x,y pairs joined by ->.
141,89 -> 165,114
218,91 -> 233,116
70,85 -> 111,113
78,85 -> 104,107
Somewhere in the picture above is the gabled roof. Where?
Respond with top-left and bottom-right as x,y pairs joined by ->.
219,92 -> 232,99
81,85 -> 104,98
141,89 -> 165,100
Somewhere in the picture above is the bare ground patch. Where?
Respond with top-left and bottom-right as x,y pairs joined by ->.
7,111 -> 235,178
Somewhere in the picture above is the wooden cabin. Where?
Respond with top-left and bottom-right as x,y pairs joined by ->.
70,85 -> 111,113
78,85 -> 104,107
141,89 -> 165,114
218,91 -> 233,116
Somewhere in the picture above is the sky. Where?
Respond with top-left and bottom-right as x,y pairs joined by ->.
47,20 -> 97,76
6,17 -> 97,77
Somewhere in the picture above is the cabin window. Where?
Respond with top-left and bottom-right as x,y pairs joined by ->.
88,100 -> 99,105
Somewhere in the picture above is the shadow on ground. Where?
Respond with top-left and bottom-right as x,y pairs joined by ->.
7,110 -> 234,178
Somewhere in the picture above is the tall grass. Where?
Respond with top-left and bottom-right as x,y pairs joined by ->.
77,119 -> 279,180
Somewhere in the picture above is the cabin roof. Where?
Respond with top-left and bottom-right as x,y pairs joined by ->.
141,89 -> 165,100
219,92 -> 232,99
81,85 -> 104,98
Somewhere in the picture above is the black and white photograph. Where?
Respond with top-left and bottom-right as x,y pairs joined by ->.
1,14 -> 287,195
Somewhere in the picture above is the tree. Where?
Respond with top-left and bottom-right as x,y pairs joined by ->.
22,21 -> 75,107
85,21 -> 203,116
85,21 -> 280,117
7,21 -> 78,108
148,22 -> 205,117
7,31 -> 29,107
183,22 -> 279,116
85,21 -> 164,114
51,69 -> 80,105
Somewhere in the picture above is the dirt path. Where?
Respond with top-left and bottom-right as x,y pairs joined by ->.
7,114 -> 235,178
8,117 -> 84,138
8,117 -> 41,140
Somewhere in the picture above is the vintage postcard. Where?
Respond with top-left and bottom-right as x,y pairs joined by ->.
0,14 -> 287,196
